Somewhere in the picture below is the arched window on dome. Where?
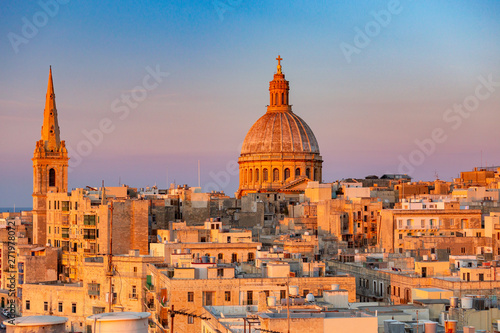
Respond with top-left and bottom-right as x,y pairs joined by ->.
275,93 -> 278,105
273,168 -> 279,182
263,169 -> 268,182
49,168 -> 56,187
244,169 -> 247,184
255,169 -> 260,182
281,93 -> 284,105
249,169 -> 252,183
306,168 -> 311,179
295,168 -> 301,177
284,168 -> 290,180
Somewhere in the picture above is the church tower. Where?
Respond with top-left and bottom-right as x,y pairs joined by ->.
32,67 -> 69,245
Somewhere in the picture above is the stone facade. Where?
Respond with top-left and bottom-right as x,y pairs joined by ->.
146,262 -> 356,333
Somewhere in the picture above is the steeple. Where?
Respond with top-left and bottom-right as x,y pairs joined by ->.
268,55 -> 290,112
32,66 -> 69,246
41,66 -> 61,152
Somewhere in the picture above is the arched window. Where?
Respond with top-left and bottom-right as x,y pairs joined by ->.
255,169 -> 259,182
284,168 -> 290,180
249,169 -> 252,183
273,168 -> 279,182
218,253 -> 223,261
275,93 -> 278,105
306,168 -> 311,179
49,168 -> 56,187
231,253 -> 238,263
315,169 -> 320,182
295,168 -> 301,176
281,93 -> 284,105
263,169 -> 268,182
244,169 -> 247,184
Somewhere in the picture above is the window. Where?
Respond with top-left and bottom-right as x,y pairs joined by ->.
479,273 -> 484,281
249,169 -> 252,183
49,168 -> 56,187
273,168 -> 279,182
188,316 -> 194,324
84,215 -> 96,226
25,300 -> 30,310
88,283 -> 100,296
188,292 -> 194,302
217,268 -> 224,278
284,168 -> 290,180
280,290 -> 286,300
225,291 -> 231,302
461,247 -> 466,254
306,168 -> 311,179
58,302 -> 63,312
255,169 -> 260,182
247,290 -> 253,305
303,289 -> 309,297
204,292 -> 213,306
232,253 -> 238,263
133,267 -> 138,275
218,253 -> 223,261
248,252 -> 254,262
130,285 -> 137,299
263,169 -> 268,181
44,302 -> 48,311
72,303 -> 76,314
295,168 -> 301,176
399,234 -> 403,239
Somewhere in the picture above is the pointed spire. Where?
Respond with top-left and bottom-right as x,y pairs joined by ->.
41,66 -> 61,151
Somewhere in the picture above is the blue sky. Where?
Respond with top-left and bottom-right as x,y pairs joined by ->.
1,0 -> 500,206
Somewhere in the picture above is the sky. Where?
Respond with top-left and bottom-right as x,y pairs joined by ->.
1,0 -> 500,207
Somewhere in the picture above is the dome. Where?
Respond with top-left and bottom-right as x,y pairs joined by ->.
240,110 -> 320,155
236,56 -> 323,198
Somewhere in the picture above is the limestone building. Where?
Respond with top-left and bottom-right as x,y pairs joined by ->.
237,56 -> 323,198
32,67 -> 69,246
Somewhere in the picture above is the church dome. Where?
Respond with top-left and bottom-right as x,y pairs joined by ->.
240,111 -> 320,155
236,56 -> 323,198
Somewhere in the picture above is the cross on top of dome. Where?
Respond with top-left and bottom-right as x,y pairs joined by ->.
276,55 -> 283,73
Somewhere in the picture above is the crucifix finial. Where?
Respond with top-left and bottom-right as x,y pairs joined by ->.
276,55 -> 283,73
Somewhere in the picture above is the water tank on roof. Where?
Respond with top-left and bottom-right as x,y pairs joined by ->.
306,293 -> 315,302
331,284 -> 340,291
4,316 -> 68,333
425,322 -> 437,333
304,231 -> 309,236
462,297 -> 473,309
86,312 -> 150,333
423,255 -> 429,261
450,297 -> 458,308
267,296 -> 276,306
431,253 -> 437,261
